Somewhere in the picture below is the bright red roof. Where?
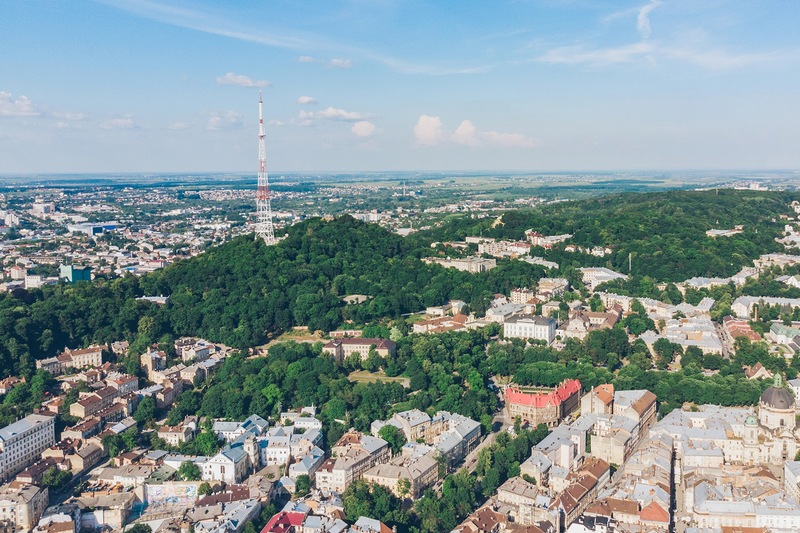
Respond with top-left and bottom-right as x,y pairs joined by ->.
506,379 -> 581,408
261,511 -> 306,533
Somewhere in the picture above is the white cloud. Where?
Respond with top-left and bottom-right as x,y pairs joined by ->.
414,115 -> 446,145
538,40 -> 785,70
663,47 -> 784,70
414,115 -> 537,148
206,111 -> 243,131
298,56 -> 353,69
538,42 -> 655,65
216,72 -> 271,88
169,122 -> 190,130
100,117 -> 136,129
52,111 -> 87,121
0,91 -> 40,117
315,107 -> 362,120
268,119 -> 285,127
453,120 -> 478,146
637,0 -> 661,39
296,96 -> 317,105
352,121 -> 376,137
298,107 -> 364,125
330,58 -> 352,69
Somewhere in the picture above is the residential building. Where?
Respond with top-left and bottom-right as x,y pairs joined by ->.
495,476 -> 558,526
550,458 -> 611,529
315,432 -> 390,494
731,296 -> 800,319
0,482 -> 49,531
557,309 -> 620,341
580,384 -> 615,416
412,313 -> 468,334
426,256 -> 497,273
537,277 -> 570,300
371,410 -> 481,470
158,419 -> 197,447
0,414 -> 56,481
362,450 -> 438,498
36,345 -> 104,375
510,288 -> 536,305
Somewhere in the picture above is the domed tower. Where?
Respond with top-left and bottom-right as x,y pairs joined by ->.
744,414 -> 759,445
742,414 -> 759,464
759,374 -> 795,431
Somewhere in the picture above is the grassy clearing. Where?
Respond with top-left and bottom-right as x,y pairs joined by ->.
349,371 -> 410,388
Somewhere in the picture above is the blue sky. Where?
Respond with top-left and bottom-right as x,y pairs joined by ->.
1,0 -> 799,173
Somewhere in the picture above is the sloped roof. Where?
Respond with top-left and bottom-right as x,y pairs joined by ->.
506,380 -> 581,408
639,501 -> 670,523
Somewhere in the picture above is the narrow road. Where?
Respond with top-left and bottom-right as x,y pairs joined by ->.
462,415 -> 510,475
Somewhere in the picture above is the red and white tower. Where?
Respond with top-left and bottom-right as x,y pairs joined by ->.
255,91 -> 276,245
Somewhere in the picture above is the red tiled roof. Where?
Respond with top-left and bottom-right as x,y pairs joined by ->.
261,511 -> 305,533
506,380 -> 581,408
640,501 -> 669,523
594,384 -> 614,405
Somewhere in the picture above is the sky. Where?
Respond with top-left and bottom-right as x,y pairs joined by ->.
1,0 -> 799,174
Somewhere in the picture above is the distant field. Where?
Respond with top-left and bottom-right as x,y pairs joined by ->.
349,371 -> 410,388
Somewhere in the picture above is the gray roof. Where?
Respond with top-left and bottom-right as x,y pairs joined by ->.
761,386 -> 794,410
505,314 -> 556,326
0,413 -> 53,442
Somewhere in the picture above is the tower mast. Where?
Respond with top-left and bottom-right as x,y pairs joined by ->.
255,91 -> 276,245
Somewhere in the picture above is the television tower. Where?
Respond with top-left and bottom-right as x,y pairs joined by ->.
255,91 -> 276,245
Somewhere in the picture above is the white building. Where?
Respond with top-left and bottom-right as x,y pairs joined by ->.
0,414 -> 56,481
579,268 -> 627,291
503,315 -> 557,343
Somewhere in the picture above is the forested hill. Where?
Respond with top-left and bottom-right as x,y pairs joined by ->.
0,216 -> 548,377
138,215 -> 546,345
411,189 -> 796,281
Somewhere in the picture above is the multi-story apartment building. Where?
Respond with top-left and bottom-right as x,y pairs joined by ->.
315,432 -> 390,493
0,482 -> 49,531
0,414 -> 56,481
362,452 -> 438,499
36,345 -> 104,375
371,410 -> 481,470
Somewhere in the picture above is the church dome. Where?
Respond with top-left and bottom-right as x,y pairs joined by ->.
745,414 -> 758,426
760,386 -> 794,410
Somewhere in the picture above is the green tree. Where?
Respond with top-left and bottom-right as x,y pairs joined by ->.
378,424 -> 407,455
198,482 -> 212,496
42,466 -> 72,491
102,434 -> 122,458
133,396 -> 157,425
178,461 -> 201,481
195,428 -> 221,457
396,477 -> 411,498
295,474 -> 311,497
